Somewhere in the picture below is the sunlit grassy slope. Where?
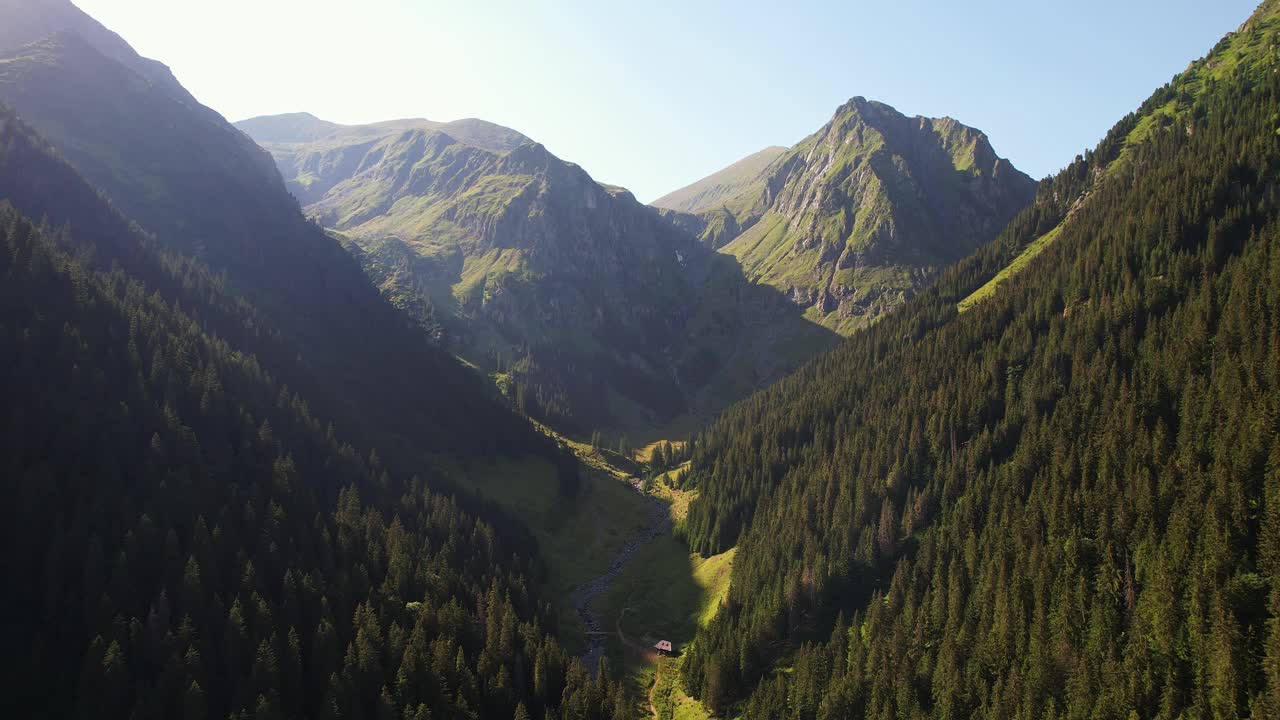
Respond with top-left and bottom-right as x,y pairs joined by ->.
957,224 -> 1063,312
652,657 -> 717,720
651,146 -> 787,215
600,538 -> 736,647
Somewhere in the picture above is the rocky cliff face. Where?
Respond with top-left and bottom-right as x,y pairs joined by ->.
764,99 -> 1031,266
303,129 -> 694,345
660,98 -> 1036,333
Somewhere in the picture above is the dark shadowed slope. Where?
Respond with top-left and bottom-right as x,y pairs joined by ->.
0,101 -> 634,720
0,0 -> 205,106
0,0 -> 548,462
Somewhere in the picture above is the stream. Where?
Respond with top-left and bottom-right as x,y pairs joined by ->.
570,491 -> 672,672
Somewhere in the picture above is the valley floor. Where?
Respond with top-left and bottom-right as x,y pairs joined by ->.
456,438 -> 723,718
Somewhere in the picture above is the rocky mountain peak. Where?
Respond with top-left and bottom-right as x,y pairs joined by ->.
503,141 -> 556,170
659,97 -> 1037,333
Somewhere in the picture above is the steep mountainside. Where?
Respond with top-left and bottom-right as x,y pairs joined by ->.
662,100 -> 1036,334
677,2 -> 1280,716
651,146 -> 788,214
0,31 -> 283,254
0,1 -> 542,462
240,114 -> 840,437
0,102 -> 631,720
0,0 -> 199,104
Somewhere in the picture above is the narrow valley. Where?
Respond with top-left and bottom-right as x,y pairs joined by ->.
3,1 -> 1277,719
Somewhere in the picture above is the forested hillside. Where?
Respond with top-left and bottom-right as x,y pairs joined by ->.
0,2 -> 629,717
678,2 -> 1280,716
0,104 -> 631,719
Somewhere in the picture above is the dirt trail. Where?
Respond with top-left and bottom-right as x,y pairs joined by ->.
649,675 -> 660,720
571,493 -> 670,672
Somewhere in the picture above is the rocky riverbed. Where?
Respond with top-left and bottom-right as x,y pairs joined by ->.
570,490 -> 671,672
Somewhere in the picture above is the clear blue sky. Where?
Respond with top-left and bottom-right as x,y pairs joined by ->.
76,0 -> 1259,202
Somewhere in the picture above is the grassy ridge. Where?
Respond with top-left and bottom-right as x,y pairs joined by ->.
956,223 -> 1063,311
651,146 -> 787,215
956,3 -> 1280,315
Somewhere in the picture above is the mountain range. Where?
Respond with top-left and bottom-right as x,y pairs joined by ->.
237,96 -> 1033,436
237,112 -> 848,437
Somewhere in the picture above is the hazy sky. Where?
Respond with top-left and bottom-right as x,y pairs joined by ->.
75,0 -> 1258,202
